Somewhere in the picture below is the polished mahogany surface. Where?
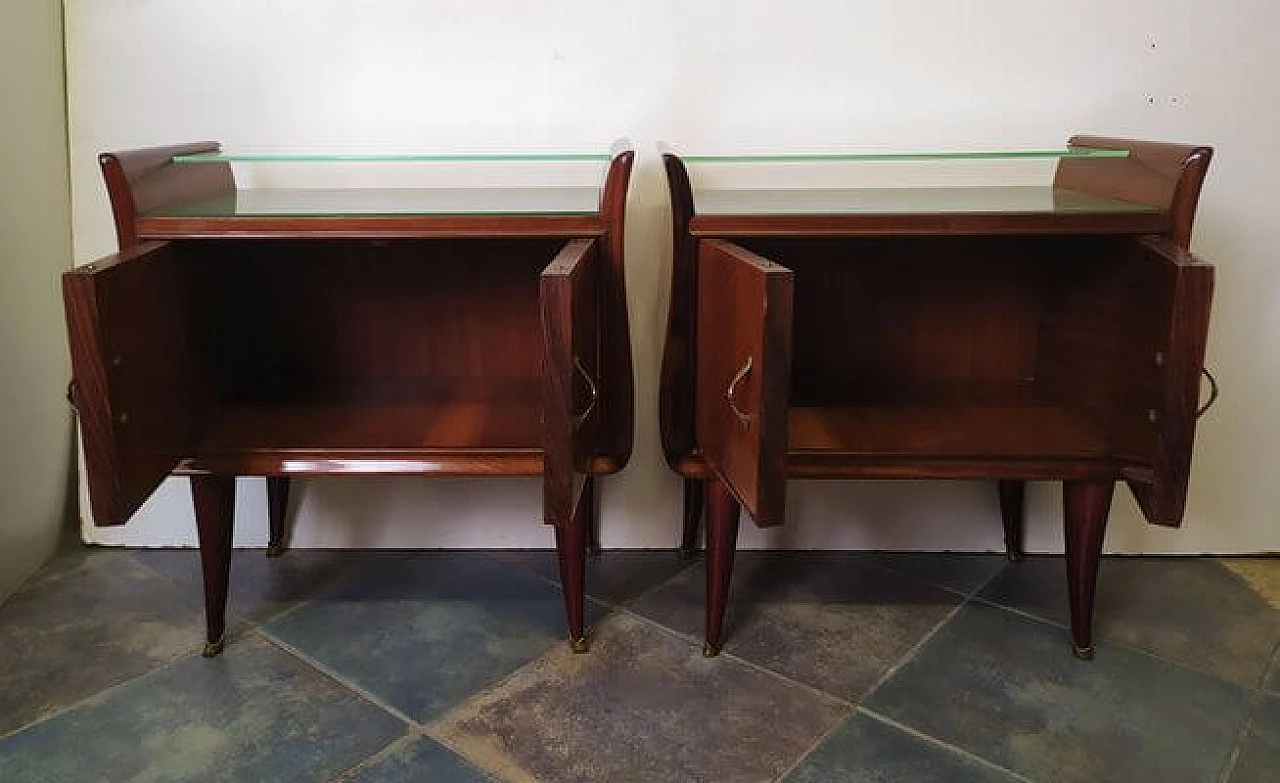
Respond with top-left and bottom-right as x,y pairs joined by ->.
663,135 -> 1216,657
68,146 -> 635,527
66,143 -> 635,655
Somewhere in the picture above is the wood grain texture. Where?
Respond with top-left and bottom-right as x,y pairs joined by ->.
689,211 -> 1170,238
192,474 -> 235,656
555,477 -> 591,650
1124,237 -> 1215,526
659,153 -> 698,470
703,478 -> 741,657
597,151 -> 636,470
100,142 -> 232,249
1057,136 -> 1213,248
541,239 -> 600,526
696,240 -> 793,527
63,241 -> 200,526
1063,480 -> 1115,658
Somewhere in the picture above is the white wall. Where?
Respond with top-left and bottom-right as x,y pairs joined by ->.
1,0 -> 74,597
66,1 -> 1280,553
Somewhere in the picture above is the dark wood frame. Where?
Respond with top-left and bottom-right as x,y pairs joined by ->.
659,136 -> 1215,658
66,142 -> 635,655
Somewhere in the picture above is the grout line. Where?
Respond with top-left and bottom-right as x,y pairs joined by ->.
968,592 -> 1263,689
478,547 -> 701,612
256,629 -> 421,728
859,707 -> 1035,783
1256,635 -> 1280,694
0,631 -> 244,744
851,559 -> 1002,705
769,705 -> 856,783
424,609 -> 640,733
860,556 -> 1000,602
1219,636 -> 1280,783
327,731 -> 426,783
616,605 -> 857,709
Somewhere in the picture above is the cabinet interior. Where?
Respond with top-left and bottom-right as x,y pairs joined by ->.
170,238 -> 570,456
736,235 -> 1159,462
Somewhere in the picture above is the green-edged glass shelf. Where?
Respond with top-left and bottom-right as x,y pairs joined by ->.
682,148 -> 1128,163
144,188 -> 603,218
693,186 -> 1157,217
174,152 -> 612,163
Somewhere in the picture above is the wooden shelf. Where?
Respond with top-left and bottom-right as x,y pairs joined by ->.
188,381 -> 546,475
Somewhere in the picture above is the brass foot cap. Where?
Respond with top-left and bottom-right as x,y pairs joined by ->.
1072,645 -> 1095,660
266,543 -> 286,558
571,636 -> 590,654
702,642 -> 721,658
202,638 -> 225,658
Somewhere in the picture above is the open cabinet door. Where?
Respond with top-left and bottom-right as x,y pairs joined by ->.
541,239 -> 601,526
64,241 -> 199,526
696,240 -> 794,527
1124,235 -> 1215,526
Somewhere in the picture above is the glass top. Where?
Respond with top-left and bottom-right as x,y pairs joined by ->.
683,148 -> 1128,163
145,188 -> 602,218
174,152 -> 612,163
694,187 -> 1157,216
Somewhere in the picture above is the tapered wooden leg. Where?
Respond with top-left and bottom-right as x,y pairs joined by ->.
1062,480 -> 1114,660
582,476 -> 601,556
266,476 -> 291,557
680,477 -> 706,557
555,480 -> 590,653
998,480 -> 1026,562
192,475 -> 235,658
703,479 -> 740,658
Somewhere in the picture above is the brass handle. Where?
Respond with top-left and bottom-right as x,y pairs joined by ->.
727,357 -> 753,428
573,357 -> 598,428
1197,368 -> 1219,418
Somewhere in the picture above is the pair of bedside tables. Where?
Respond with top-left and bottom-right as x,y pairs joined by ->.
63,136 -> 1216,661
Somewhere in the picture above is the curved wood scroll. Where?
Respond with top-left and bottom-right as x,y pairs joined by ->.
1056,135 -> 1213,249
659,153 -> 697,471
596,151 -> 636,472
100,141 -> 233,250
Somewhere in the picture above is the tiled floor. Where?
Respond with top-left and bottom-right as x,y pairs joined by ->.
0,547 -> 1276,782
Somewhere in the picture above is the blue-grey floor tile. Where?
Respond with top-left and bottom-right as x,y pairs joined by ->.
489,548 -> 696,604
784,711 -> 1022,783
435,613 -> 847,783
1265,645 -> 1280,694
979,557 -> 1280,687
0,548 -> 205,736
263,553 -> 605,723
870,552 -> 1006,595
865,601 -> 1250,783
339,736 -> 491,783
0,635 -> 404,783
132,548 -> 409,625
1230,694 -> 1280,783
630,552 -> 961,701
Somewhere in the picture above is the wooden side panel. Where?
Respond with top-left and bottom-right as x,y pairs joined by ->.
659,153 -> 698,469
696,240 -> 793,527
63,242 -> 199,526
541,239 -> 601,526
1122,236 -> 1215,526
597,150 -> 635,471
99,142 -> 233,250
1056,136 -> 1212,248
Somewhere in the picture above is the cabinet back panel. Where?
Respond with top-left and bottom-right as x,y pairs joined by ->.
736,236 -> 1136,416
182,239 -> 562,404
